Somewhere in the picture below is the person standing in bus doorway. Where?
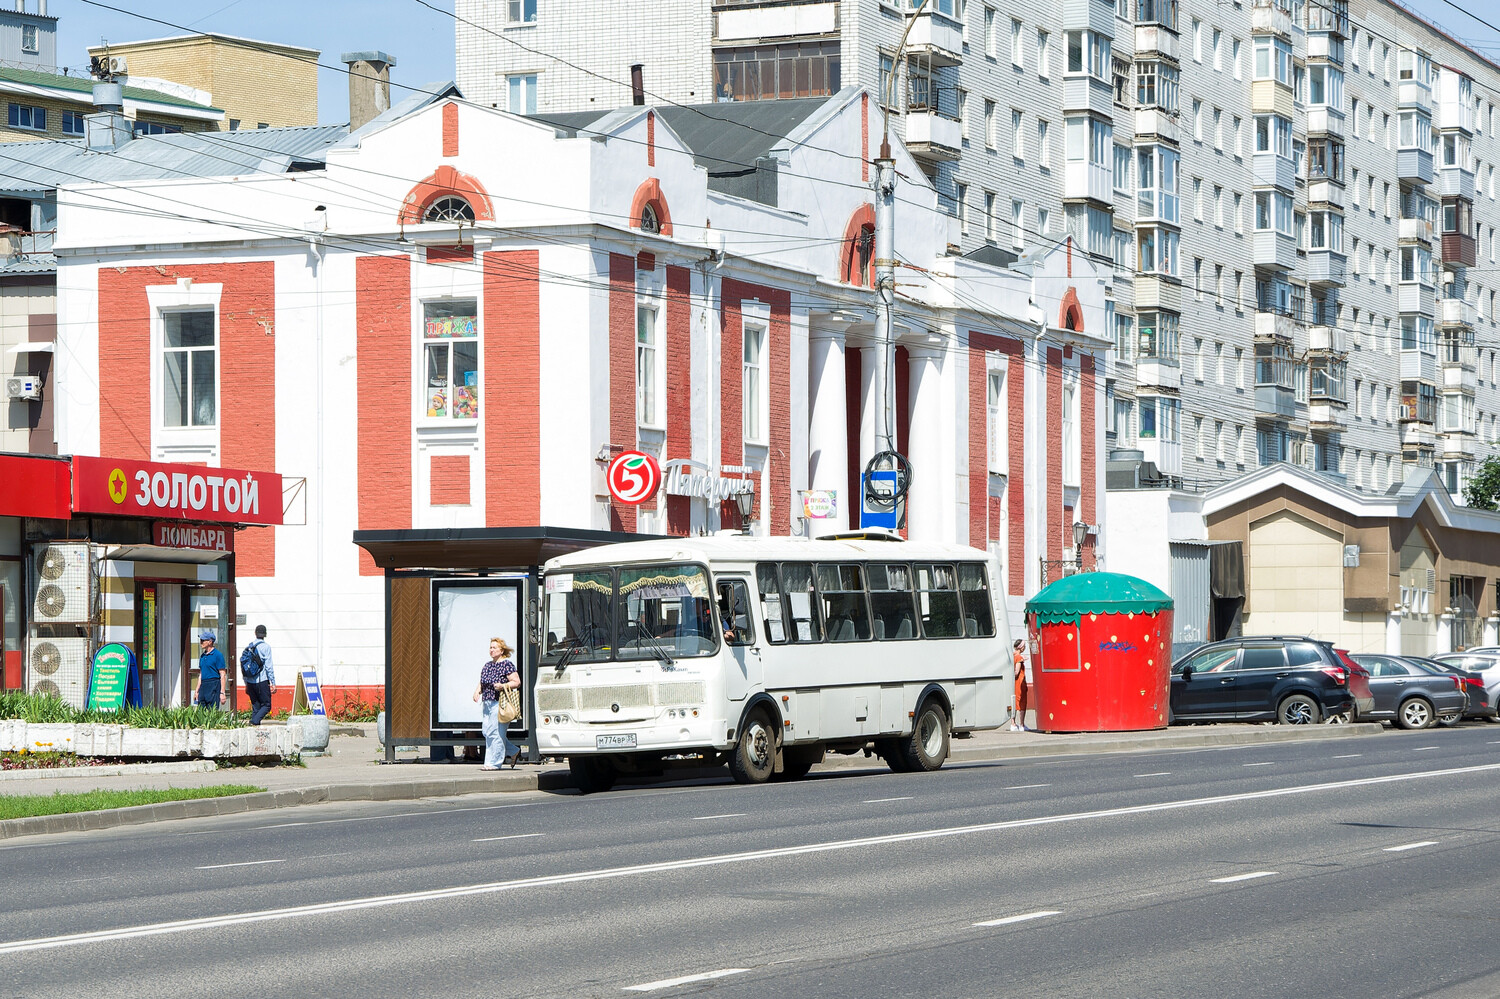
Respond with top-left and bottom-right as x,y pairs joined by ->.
1010,639 -> 1030,732
472,638 -> 521,769
195,631 -> 227,710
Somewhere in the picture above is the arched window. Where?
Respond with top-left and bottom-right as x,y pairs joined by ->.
424,196 -> 475,224
640,202 -> 662,234
838,204 -> 877,287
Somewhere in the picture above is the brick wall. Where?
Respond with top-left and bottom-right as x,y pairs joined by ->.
665,264 -> 692,535
607,252 -> 637,532
1046,347 -> 1063,563
96,261 -> 277,575
718,279 -> 793,535
483,249 -> 541,525
356,254 -> 412,575
1081,353 -> 1096,567
968,332 -> 1025,597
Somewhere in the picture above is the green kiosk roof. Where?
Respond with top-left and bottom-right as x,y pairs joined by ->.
1024,572 -> 1173,625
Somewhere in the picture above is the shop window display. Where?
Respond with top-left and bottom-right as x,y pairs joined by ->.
422,300 -> 479,420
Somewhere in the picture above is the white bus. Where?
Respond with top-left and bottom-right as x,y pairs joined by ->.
534,533 -> 1013,792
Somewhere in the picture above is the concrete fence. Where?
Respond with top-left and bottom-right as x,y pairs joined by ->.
0,720 -> 300,759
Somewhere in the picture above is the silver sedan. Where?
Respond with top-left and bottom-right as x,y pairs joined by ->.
1349,655 -> 1467,730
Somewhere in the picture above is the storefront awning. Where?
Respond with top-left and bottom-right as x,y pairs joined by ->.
105,544 -> 231,564
353,525 -> 662,571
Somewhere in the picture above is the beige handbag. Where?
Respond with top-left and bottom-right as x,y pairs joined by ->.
495,684 -> 521,724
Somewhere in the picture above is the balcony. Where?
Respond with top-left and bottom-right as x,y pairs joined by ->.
1305,0 -> 1348,37
1308,402 -> 1347,430
1134,107 -> 1179,144
1063,161 -> 1112,203
1136,356 -> 1181,390
1438,165 -> 1475,201
1134,275 -> 1182,310
1439,298 -> 1475,328
1437,84 -> 1477,132
1134,23 -> 1178,60
904,110 -> 962,162
1306,249 -> 1347,286
1401,350 -> 1436,383
1398,281 -> 1435,316
1442,361 -> 1478,393
1441,231 -> 1477,269
1251,0 -> 1292,38
1061,0 -> 1115,34
1399,217 -> 1434,243
714,2 -> 839,41
1306,106 -> 1344,138
1250,81 -> 1294,117
1307,177 -> 1344,208
1308,325 -> 1345,352
1398,79 -> 1431,110
906,10 -> 964,65
1402,422 -> 1437,449
1255,384 -> 1296,418
1255,308 -> 1299,340
1063,75 -> 1115,118
1397,149 -> 1434,185
1253,230 -> 1297,270
1253,152 -> 1296,190
1438,432 -> 1476,460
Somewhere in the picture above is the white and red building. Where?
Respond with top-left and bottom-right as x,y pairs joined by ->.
49,86 -> 1110,703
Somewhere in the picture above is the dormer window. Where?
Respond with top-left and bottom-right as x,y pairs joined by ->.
424,196 -> 475,224
640,202 -> 661,234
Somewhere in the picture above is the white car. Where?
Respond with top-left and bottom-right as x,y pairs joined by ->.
1433,652 -> 1500,720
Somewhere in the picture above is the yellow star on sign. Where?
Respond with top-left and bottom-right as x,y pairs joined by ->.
108,468 -> 128,504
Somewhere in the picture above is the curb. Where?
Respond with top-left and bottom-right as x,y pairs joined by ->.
0,760 -> 219,782
0,723 -> 1388,840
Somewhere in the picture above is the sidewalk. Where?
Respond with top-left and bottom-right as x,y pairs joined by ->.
0,718 -> 1387,839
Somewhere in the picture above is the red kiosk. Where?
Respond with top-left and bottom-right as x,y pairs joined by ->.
1024,572 -> 1174,733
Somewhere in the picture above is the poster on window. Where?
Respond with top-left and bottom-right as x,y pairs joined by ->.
431,578 -> 525,730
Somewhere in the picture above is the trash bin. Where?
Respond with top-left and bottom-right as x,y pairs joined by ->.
1024,572 -> 1174,733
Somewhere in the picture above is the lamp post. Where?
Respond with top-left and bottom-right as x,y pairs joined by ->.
1073,521 -> 1090,571
735,486 -> 756,534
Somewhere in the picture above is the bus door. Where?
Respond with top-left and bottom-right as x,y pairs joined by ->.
716,576 -> 760,701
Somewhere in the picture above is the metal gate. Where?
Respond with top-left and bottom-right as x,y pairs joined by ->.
1169,542 -> 1211,662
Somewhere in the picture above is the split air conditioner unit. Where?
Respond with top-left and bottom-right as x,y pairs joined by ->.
28,637 -> 91,708
32,544 -> 92,624
5,376 -> 41,401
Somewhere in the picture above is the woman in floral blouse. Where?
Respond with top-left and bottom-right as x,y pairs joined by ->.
472,637 -> 521,769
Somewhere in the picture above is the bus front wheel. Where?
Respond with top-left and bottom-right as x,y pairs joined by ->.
897,700 -> 951,772
728,711 -> 778,784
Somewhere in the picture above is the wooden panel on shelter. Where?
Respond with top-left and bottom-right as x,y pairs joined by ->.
389,575 -> 432,741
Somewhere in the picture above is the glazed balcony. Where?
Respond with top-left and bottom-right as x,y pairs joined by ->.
1306,249 -> 1347,287
907,9 -> 964,66
1441,232 -> 1476,269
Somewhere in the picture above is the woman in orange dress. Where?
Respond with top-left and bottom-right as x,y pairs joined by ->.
1010,639 -> 1030,732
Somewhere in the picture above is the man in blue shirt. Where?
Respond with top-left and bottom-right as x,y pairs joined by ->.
196,630 -> 226,709
243,624 -> 277,726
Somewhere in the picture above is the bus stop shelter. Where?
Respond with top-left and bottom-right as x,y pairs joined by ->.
352,526 -> 651,763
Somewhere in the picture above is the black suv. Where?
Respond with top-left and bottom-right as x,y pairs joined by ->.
1169,637 -> 1368,725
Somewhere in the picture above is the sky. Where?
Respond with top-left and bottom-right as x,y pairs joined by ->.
48,0 -> 1500,127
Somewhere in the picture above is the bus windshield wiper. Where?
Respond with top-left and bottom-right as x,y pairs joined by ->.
552,636 -> 592,677
632,622 -> 677,671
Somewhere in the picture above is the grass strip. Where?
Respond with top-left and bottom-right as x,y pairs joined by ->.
0,784 -> 265,821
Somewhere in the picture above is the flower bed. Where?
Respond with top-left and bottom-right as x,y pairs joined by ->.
0,694 -> 299,760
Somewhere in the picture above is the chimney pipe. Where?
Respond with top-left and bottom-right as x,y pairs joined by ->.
341,50 -> 396,132
630,64 -> 644,106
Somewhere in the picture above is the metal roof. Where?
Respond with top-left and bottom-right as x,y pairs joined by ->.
532,97 -> 831,207
0,66 -> 222,112
0,123 -> 348,191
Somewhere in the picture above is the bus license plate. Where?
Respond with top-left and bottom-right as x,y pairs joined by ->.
596,733 -> 636,749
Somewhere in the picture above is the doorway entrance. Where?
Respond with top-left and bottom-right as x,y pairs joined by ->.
135,579 -> 231,707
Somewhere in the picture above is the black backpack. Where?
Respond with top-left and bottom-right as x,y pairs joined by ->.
240,641 -> 265,680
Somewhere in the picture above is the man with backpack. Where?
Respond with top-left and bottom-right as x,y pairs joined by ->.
240,625 -> 277,726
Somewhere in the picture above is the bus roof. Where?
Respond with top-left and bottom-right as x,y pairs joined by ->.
542,533 -> 992,572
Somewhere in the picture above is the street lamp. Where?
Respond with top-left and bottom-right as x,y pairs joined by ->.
734,488 -> 755,532
1073,521 -> 1089,550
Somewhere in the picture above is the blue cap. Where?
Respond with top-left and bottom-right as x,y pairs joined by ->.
199,630 -> 215,642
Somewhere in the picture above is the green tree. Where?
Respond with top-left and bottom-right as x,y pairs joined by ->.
1464,456 -> 1500,511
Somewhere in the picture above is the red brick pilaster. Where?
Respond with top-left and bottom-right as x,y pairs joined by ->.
483,250 -> 540,525
608,252 -> 637,532
1046,347 -> 1063,563
357,254 -> 413,575
1081,354 -> 1097,567
665,265 -> 692,535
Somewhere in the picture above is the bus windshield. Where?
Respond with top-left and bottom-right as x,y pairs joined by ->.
541,563 -> 719,664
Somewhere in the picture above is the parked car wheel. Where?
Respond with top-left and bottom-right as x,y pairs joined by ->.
1325,709 -> 1353,724
1277,694 -> 1321,725
1438,713 -> 1462,727
1397,697 -> 1435,731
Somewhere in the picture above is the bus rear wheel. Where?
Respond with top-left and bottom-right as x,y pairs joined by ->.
896,700 -> 950,772
568,756 -> 617,794
729,711 -> 778,784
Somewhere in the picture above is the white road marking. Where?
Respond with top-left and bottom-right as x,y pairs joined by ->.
1242,762 -> 1276,767
624,969 -> 749,992
472,833 -> 543,843
1332,754 -> 1362,759
691,813 -> 746,821
1005,784 -> 1051,790
1134,772 -> 1173,778
1211,871 -> 1278,883
194,859 -> 285,871
1384,841 -> 1439,852
1412,747 -> 1439,752
863,797 -> 914,804
5,761 -> 1499,957
973,909 -> 1062,928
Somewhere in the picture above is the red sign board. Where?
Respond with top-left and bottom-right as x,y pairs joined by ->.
0,455 -> 72,519
72,456 -> 283,526
153,521 -> 234,552
607,450 -> 661,506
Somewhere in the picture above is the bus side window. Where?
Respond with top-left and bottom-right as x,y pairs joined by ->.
717,579 -> 755,646
780,563 -> 824,643
755,563 -> 787,644
915,563 -> 962,638
958,563 -> 995,637
816,563 -> 871,642
867,563 -> 918,640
